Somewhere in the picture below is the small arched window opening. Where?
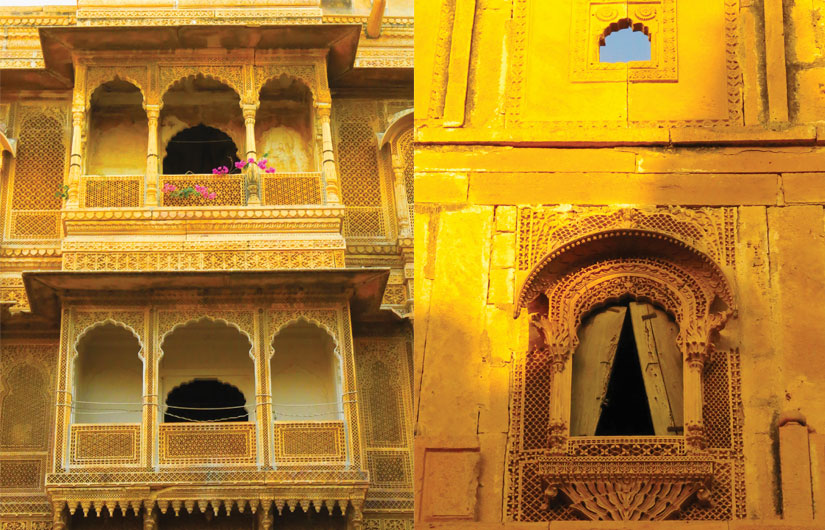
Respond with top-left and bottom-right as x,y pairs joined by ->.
164,379 -> 247,423
162,124 -> 239,175
160,319 -> 255,424
570,301 -> 683,436
271,320 -> 341,422
599,19 -> 651,63
74,323 -> 143,424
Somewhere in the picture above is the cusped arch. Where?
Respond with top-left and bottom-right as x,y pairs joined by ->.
256,70 -> 317,102
379,109 -> 413,149
269,315 -> 340,361
86,76 -> 146,108
73,319 -> 144,360
159,316 -> 254,361
517,228 -> 734,316
160,72 -> 242,104
599,17 -> 651,47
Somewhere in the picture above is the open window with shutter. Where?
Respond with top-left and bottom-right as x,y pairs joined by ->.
570,301 -> 683,436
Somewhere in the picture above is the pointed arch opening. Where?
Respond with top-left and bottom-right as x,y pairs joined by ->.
159,319 -> 255,423
87,79 -> 148,175
162,124 -> 240,175
73,322 -> 143,424
270,320 -> 342,422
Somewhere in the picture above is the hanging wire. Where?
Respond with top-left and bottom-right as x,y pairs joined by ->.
164,411 -> 249,423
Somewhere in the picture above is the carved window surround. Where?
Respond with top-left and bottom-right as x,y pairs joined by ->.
571,0 -> 677,83
509,211 -> 740,521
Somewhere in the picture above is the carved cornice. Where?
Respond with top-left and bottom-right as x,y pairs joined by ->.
61,207 -> 346,221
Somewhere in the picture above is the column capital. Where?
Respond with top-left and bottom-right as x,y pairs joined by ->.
143,103 -> 162,118
315,102 -> 332,118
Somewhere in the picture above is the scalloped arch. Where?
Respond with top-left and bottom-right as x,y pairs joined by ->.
86,75 -> 146,108
269,315 -> 340,361
73,319 -> 144,360
160,72 -> 242,103
159,316 -> 254,362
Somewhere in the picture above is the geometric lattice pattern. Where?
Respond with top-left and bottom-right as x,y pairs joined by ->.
69,424 -> 141,467
0,459 -> 42,490
273,421 -> 346,466
334,101 -> 386,238
160,175 -> 245,207
355,338 -> 414,511
506,348 -> 745,521
364,518 -> 414,530
8,110 -> 66,240
8,211 -> 60,239
0,362 -> 51,451
263,173 -> 322,205
81,176 -> 143,208
158,422 -> 256,466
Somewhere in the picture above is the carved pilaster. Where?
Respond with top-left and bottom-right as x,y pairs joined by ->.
66,105 -> 85,209
684,341 -> 709,451
143,308 -> 158,469
144,104 -> 161,207
391,153 -> 412,238
315,103 -> 341,205
254,309 -> 273,468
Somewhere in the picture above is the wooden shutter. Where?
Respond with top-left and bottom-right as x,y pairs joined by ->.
570,306 -> 627,436
628,302 -> 684,435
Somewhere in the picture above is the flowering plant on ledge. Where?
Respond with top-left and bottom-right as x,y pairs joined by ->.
162,182 -> 217,200
212,154 -> 277,175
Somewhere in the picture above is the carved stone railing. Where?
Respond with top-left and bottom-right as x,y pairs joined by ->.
69,423 -> 141,468
273,421 -> 346,467
79,175 -> 144,208
158,422 -> 257,467
262,171 -> 324,205
159,174 -> 246,207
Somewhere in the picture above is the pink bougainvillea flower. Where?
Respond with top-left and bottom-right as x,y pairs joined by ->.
265,167 -> 276,173
235,161 -> 245,169
257,159 -> 267,169
162,183 -> 177,193
208,192 -> 217,199
248,157 -> 255,163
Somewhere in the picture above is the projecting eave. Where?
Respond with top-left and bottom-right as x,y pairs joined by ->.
19,268 -> 389,326
38,24 -> 361,82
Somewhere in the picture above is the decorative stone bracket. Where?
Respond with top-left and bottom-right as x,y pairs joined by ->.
539,456 -> 714,520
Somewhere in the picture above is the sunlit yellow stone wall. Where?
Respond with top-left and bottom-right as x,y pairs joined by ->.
416,0 -> 825,527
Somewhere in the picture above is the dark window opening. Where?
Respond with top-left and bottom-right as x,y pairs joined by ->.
599,21 -> 652,63
162,124 -> 239,175
595,308 -> 655,436
570,301 -> 683,436
165,379 -> 247,423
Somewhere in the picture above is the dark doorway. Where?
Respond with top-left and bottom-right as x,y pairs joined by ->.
164,379 -> 247,422
595,308 -> 655,436
162,124 -> 240,174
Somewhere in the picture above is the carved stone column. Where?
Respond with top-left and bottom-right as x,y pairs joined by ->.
257,503 -> 273,530
143,308 -> 158,469
144,104 -> 161,207
66,105 -> 85,208
391,152 -> 412,238
315,103 -> 341,205
254,309 -> 273,468
242,103 -> 261,206
52,502 -> 69,530
346,499 -> 364,530
143,505 -> 158,530
547,344 -> 571,452
684,341 -> 708,451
